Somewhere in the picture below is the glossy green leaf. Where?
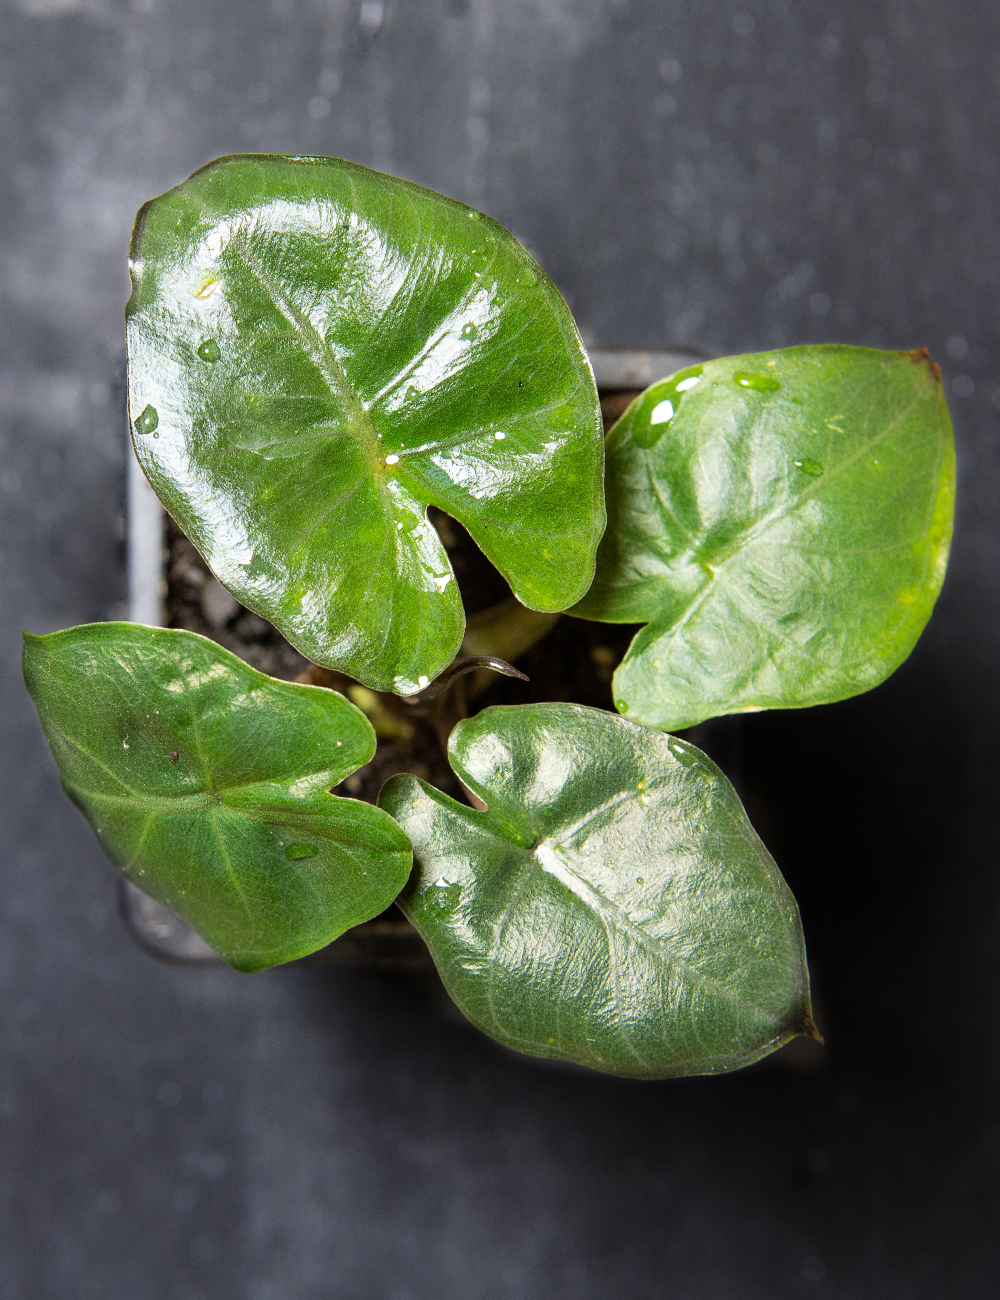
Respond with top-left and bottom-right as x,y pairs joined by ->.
574,347 -> 955,731
126,154 -> 604,694
379,703 -> 814,1078
23,623 -> 412,971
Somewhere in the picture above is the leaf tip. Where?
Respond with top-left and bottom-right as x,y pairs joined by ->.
795,1006 -> 825,1045
906,346 -> 942,384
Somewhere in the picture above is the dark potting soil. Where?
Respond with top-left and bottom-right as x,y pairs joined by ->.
165,391 -> 643,811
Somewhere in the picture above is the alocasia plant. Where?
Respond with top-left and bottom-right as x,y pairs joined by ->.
24,154 -> 954,1079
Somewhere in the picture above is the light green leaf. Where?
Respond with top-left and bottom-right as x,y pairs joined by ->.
126,154 -> 604,694
23,623 -> 412,971
379,703 -> 814,1079
573,347 -> 954,731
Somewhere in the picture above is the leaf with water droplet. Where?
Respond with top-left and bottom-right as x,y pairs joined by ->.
379,702 -> 814,1078
23,623 -> 412,971
575,347 -> 954,730
285,842 -> 320,860
127,155 -> 602,694
428,879 -> 462,912
134,404 -> 158,435
631,364 -> 703,449
666,735 -> 699,768
733,370 -> 782,393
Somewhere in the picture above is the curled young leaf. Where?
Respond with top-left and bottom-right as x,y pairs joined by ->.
23,624 -> 412,971
573,347 -> 955,731
126,154 -> 604,694
379,703 -> 814,1079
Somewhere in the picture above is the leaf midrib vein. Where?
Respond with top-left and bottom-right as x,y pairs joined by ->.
463,809 -> 791,1026
66,776 -> 339,812
229,236 -> 380,460
644,387 -> 933,649
534,839 -> 786,1024
181,185 -> 584,478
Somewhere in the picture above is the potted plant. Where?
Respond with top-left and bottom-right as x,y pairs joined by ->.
23,154 -> 954,1080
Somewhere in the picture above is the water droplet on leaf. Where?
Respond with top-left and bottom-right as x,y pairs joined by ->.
461,322 -> 479,340
734,371 -> 782,392
667,736 -> 699,767
793,457 -> 825,477
405,385 -> 419,401
632,364 -> 704,448
197,338 -> 221,363
285,843 -> 320,861
133,404 -> 158,436
429,879 -> 462,912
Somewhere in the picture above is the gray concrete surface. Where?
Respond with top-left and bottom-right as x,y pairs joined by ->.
2,1 -> 998,1296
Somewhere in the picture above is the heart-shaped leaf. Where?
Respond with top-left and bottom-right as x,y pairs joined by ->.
379,703 -> 814,1078
23,623 -> 412,971
126,154 -> 604,694
573,347 -> 954,731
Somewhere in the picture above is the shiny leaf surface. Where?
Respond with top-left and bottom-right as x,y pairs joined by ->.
127,154 -> 604,693
379,703 -> 814,1078
23,623 -> 411,971
574,347 -> 954,730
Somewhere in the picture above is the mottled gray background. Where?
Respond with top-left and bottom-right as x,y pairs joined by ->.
2,1 -> 998,1296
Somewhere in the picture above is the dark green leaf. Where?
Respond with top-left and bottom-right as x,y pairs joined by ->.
126,154 -> 604,693
379,703 -> 814,1079
574,347 -> 955,730
23,623 -> 412,971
